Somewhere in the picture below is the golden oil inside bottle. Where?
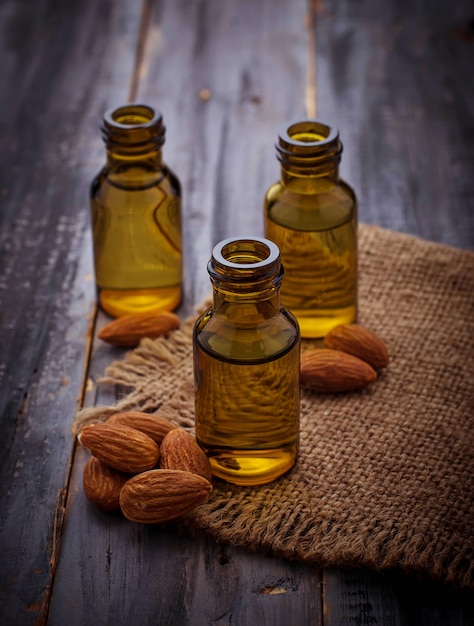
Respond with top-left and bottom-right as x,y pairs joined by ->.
193,238 -> 300,486
266,183 -> 357,338
264,120 -> 358,338
90,104 -> 182,318
194,322 -> 299,486
91,170 -> 182,317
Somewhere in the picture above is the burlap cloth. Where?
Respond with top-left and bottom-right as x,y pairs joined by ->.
74,224 -> 474,589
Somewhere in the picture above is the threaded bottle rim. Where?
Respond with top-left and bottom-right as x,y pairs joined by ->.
276,119 -> 342,172
208,237 -> 283,290
100,103 -> 165,151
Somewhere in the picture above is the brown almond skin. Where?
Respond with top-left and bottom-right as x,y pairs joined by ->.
98,311 -> 180,347
160,429 -> 213,482
83,456 -> 129,510
119,469 -> 213,524
300,348 -> 377,392
324,324 -> 389,370
107,411 -> 179,445
78,423 -> 160,473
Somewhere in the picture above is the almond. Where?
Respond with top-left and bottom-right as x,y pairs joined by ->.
78,423 -> 160,473
160,429 -> 213,482
119,469 -> 212,524
82,456 -> 129,510
98,311 -> 180,347
107,411 -> 179,444
324,324 -> 389,370
300,348 -> 377,392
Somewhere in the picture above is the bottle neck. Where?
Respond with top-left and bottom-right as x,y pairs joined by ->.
280,166 -> 339,192
209,238 -> 283,322
276,119 -> 342,190
104,149 -> 165,188
105,148 -> 163,168
211,289 -> 281,324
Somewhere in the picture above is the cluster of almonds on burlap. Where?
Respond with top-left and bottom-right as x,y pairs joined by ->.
78,413 -> 213,524
300,324 -> 389,392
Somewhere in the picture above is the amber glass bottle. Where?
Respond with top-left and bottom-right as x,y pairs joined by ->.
264,120 -> 357,338
193,237 -> 300,486
90,103 -> 182,318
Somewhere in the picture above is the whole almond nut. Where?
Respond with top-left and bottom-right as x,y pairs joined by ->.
119,469 -> 212,524
301,348 -> 377,392
160,429 -> 213,482
107,411 -> 179,444
324,324 -> 389,370
98,311 -> 180,347
78,423 -> 160,473
83,456 -> 129,510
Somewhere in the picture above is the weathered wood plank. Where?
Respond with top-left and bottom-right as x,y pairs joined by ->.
49,0 -> 326,623
314,0 -> 474,249
0,0 -> 143,622
314,0 -> 474,623
136,0 -> 309,315
323,569 -> 474,626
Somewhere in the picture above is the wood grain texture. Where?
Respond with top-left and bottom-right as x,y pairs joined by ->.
323,569 -> 474,626
49,1 -> 325,623
136,0 -> 309,315
314,1 -> 474,622
314,0 -> 474,249
0,0 -> 142,623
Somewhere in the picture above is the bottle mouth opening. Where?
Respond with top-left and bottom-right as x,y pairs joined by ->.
108,104 -> 158,128
282,120 -> 339,147
217,238 -> 279,268
209,237 -> 282,285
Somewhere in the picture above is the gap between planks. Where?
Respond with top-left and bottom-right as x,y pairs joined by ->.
128,0 -> 155,102
305,0 -> 319,118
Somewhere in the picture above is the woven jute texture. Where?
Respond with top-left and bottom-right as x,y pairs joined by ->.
75,224 -> 474,589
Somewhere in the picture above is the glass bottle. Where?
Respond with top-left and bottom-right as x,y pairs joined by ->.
90,103 -> 182,318
264,119 -> 357,338
193,237 -> 300,486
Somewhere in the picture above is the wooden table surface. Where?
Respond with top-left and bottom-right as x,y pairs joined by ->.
1,0 -> 473,624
